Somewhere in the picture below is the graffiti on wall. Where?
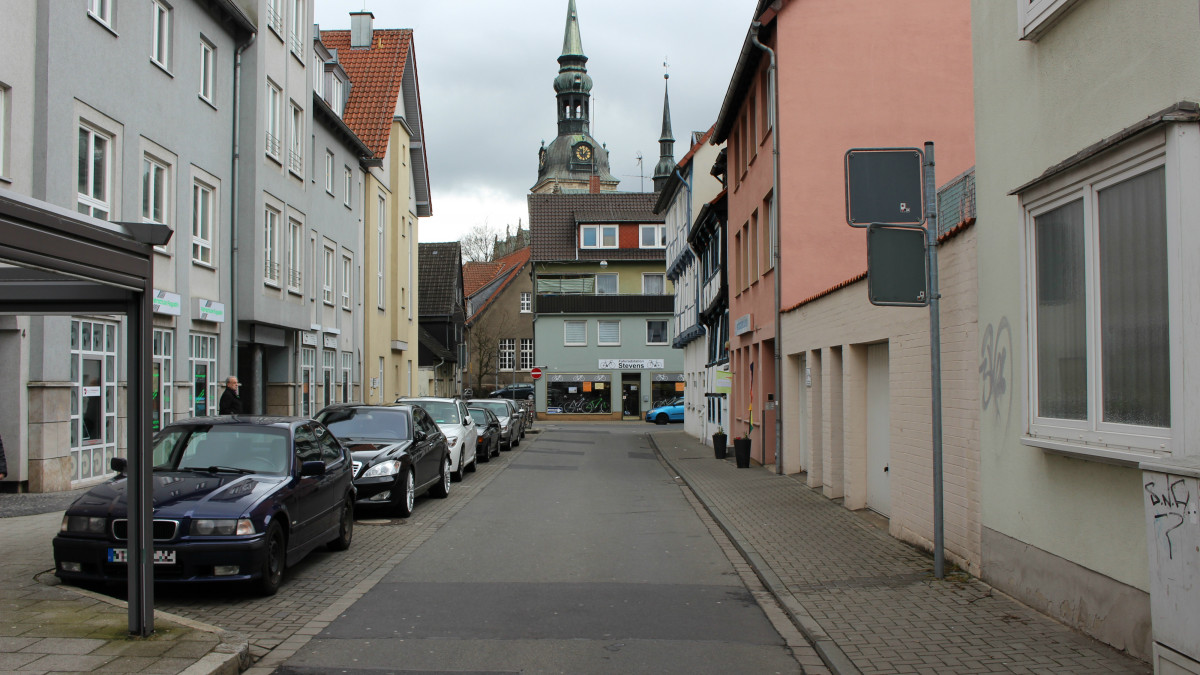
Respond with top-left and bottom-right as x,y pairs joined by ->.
1145,474 -> 1197,561
979,317 -> 1013,431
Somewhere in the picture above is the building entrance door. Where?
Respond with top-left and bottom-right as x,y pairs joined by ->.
866,343 -> 892,517
621,373 -> 641,418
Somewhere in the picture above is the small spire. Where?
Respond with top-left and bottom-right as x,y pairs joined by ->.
561,0 -> 584,58
653,68 -> 676,192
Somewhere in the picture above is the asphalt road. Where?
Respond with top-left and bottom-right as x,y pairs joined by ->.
273,423 -> 803,674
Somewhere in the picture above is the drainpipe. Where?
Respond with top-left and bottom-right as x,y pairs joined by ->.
750,22 -> 783,475
230,32 -> 256,393
435,357 -> 446,396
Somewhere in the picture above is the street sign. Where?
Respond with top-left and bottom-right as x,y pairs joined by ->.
867,224 -> 928,306
530,367 -> 543,380
845,148 -> 925,227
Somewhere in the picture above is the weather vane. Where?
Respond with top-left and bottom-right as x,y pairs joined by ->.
663,57 -> 670,80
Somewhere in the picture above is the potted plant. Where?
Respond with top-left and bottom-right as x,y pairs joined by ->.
734,425 -> 753,468
712,426 -> 727,459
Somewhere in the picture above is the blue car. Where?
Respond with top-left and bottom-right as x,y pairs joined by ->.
645,397 -> 685,425
52,416 -> 356,595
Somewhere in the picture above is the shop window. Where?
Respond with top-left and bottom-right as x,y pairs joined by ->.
546,377 -> 611,413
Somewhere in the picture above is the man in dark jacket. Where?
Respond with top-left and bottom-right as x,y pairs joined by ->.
218,376 -> 242,415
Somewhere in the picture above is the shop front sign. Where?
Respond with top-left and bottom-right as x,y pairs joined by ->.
153,290 -> 181,316
599,359 -> 664,370
196,299 -> 225,323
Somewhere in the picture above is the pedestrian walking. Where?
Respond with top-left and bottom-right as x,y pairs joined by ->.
218,376 -> 242,415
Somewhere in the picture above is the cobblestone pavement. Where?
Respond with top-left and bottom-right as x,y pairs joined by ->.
649,429 -> 1150,675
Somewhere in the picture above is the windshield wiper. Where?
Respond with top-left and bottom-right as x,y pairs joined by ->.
178,465 -> 256,475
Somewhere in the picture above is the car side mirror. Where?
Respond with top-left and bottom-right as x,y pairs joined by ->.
110,456 -> 127,474
414,428 -> 426,442
300,460 -> 326,477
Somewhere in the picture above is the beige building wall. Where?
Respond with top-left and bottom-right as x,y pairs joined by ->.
781,227 -> 980,573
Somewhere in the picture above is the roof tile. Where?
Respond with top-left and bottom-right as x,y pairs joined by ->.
320,29 -> 412,160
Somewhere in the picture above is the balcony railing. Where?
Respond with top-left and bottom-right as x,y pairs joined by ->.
265,132 -> 280,158
264,260 -> 280,284
288,149 -> 303,175
288,267 -> 302,291
536,293 -> 673,315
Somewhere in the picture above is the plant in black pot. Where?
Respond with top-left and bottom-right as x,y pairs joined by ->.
712,426 -> 727,459
733,423 -> 753,468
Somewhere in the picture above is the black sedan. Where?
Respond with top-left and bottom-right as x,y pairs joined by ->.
467,406 -> 502,461
316,403 -> 450,517
53,416 -> 355,595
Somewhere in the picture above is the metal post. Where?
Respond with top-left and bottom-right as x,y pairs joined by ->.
923,141 -> 945,579
127,288 -> 154,635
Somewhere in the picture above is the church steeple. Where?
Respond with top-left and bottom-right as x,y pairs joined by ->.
652,72 -> 676,192
532,0 -> 619,194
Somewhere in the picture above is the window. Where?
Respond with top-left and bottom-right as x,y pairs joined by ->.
647,320 -> 668,345
341,351 -> 353,402
199,39 -> 214,103
331,77 -> 344,116
313,54 -> 324,98
151,0 -> 171,70
499,339 -> 516,370
0,85 -> 8,178
322,349 -> 335,408
189,333 -> 218,418
1019,0 -> 1083,41
266,0 -> 283,36
323,245 -> 335,305
88,0 -> 113,27
192,181 -> 214,265
287,218 -> 302,291
300,347 -> 315,417
643,273 -> 665,295
152,328 -> 173,431
376,195 -> 385,307
640,224 -> 667,249
325,150 -> 334,194
341,254 -> 352,309
749,211 -> 760,280
77,125 -> 111,219
520,338 -> 533,370
596,273 -> 618,295
598,320 -> 620,346
289,104 -> 304,175
564,320 -> 586,346
760,66 -> 772,135
1022,131 -> 1175,458
142,156 -> 168,232
344,167 -> 352,207
520,291 -> 531,313
581,224 -> 618,249
265,81 -> 281,159
764,194 -> 775,270
264,206 -> 280,284
289,0 -> 305,57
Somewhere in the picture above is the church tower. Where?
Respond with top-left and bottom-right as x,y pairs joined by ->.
531,0 -> 619,194
652,72 -> 676,192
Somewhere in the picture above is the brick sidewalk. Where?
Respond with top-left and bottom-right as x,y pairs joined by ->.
648,430 -> 1150,675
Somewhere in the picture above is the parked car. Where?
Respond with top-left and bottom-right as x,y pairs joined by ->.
489,383 -> 534,401
467,406 -> 502,461
396,397 -> 478,481
52,416 -> 355,595
645,397 -> 685,425
315,403 -> 450,517
467,399 -> 521,450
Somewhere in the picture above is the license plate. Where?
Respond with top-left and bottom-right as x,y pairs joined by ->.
108,548 -> 176,564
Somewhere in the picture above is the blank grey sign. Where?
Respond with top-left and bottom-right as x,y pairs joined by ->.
846,148 -> 925,226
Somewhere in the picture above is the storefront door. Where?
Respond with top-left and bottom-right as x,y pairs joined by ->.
621,373 -> 641,418
71,318 -> 118,483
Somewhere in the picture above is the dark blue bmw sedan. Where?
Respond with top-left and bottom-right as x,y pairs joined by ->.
52,416 -> 355,595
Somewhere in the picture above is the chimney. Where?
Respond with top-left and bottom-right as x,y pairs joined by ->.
350,11 -> 374,48
589,175 -> 600,193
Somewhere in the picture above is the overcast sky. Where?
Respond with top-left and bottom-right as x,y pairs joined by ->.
314,0 -> 757,243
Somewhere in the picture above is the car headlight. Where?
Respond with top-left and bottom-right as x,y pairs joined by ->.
446,436 -> 459,447
190,518 -> 255,536
500,423 -> 510,431
362,460 -> 400,478
62,515 -> 106,534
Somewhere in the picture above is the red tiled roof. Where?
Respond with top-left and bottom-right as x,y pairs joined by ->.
463,262 -> 504,296
466,248 -> 531,325
320,29 -> 411,160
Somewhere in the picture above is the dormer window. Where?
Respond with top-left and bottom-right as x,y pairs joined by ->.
581,224 -> 617,249
331,77 -> 343,116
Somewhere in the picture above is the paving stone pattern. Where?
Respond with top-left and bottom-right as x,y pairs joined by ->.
650,430 -> 1150,675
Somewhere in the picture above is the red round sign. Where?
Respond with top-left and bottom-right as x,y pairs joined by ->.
530,367 -> 543,380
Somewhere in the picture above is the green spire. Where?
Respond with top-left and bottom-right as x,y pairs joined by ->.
561,0 -> 584,58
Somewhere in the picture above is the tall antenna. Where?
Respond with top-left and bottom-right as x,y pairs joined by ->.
635,152 -> 644,192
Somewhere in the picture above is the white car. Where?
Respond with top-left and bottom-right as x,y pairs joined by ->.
399,397 -> 478,481
467,399 -> 521,450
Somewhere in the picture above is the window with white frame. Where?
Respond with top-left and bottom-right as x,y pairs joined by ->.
88,0 -> 113,28
313,54 -> 324,98
263,206 -> 280,284
341,254 -> 352,310
520,291 -> 531,313
192,180 -> 214,265
596,273 -> 618,295
142,156 -> 169,236
1018,0 -> 1083,41
564,320 -> 586,346
323,244 -> 335,305
322,349 -> 335,408
341,351 -> 353,402
189,333 -> 218,417
1021,129 -> 1176,458
580,224 -> 618,249
0,85 -> 8,178
288,103 -> 303,174
598,320 -> 620,346
646,320 -> 668,345
199,39 -> 214,103
300,346 -> 315,417
289,0 -> 305,57
376,195 -> 385,307
151,0 -> 171,70
152,328 -> 174,431
499,339 -> 515,371
640,224 -> 667,249
325,150 -> 334,194
764,192 -> 775,270
287,218 -> 302,291
266,0 -> 283,36
332,77 -> 344,116
643,273 -> 665,295
265,81 -> 281,159
520,338 -> 533,370
344,167 -> 352,207
77,125 -> 111,219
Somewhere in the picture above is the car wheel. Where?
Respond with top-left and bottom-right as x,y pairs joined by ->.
258,522 -> 286,596
656,413 -> 669,425
328,498 -> 354,551
394,468 -> 415,517
451,446 -> 465,482
478,443 -> 490,463
430,456 -> 451,498
491,440 -> 501,457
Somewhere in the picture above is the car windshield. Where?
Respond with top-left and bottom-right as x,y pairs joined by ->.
316,408 -> 411,441
410,401 -> 459,425
153,426 -> 290,475
467,408 -> 491,425
473,401 -> 510,417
